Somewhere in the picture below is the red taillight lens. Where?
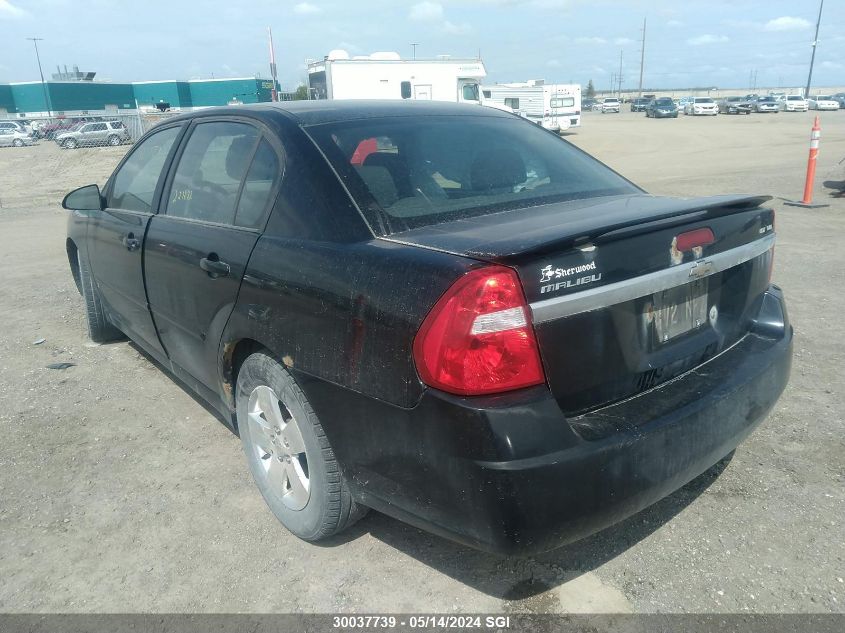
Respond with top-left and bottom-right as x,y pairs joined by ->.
676,227 -> 715,252
413,267 -> 546,396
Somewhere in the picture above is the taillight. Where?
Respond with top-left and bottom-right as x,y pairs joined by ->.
413,267 -> 546,396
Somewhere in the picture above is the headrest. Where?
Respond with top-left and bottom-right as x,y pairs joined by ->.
354,165 -> 398,207
470,148 -> 526,192
225,135 -> 257,180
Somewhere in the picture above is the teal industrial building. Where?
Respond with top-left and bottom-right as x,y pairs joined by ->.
0,77 -> 279,118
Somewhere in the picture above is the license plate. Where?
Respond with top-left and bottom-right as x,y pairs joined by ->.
649,279 -> 709,343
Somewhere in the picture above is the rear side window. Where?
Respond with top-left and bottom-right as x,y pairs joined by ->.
90,123 -> 108,131
550,97 -> 575,108
165,121 -> 259,225
108,125 -> 181,212
234,138 -> 281,229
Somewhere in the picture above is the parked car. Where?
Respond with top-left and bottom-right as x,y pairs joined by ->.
677,96 -> 694,112
600,97 -> 621,113
832,93 -> 845,108
752,96 -> 780,113
630,98 -> 650,112
582,98 -> 598,111
0,128 -> 36,147
718,96 -> 752,115
0,121 -> 32,136
644,97 -> 678,118
808,95 -> 840,111
62,101 -> 791,555
56,121 -> 130,148
781,96 -> 808,112
685,97 -> 718,116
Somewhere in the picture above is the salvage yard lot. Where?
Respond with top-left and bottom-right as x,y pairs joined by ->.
0,110 -> 843,613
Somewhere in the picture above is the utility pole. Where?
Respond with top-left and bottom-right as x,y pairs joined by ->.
411,43 -> 419,59
805,0 -> 824,98
26,37 -> 51,117
267,27 -> 279,102
617,50 -> 624,100
637,17 -> 646,97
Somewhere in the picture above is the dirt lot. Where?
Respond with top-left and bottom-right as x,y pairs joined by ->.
0,110 -> 843,614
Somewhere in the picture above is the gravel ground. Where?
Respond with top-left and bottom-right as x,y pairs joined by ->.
0,110 -> 843,614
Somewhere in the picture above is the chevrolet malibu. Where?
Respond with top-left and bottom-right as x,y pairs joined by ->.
63,101 -> 792,555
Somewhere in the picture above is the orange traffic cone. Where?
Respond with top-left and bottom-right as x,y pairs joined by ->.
785,115 -> 829,208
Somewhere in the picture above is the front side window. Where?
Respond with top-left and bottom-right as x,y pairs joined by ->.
165,121 -> 260,225
108,125 -> 181,212
504,98 -> 520,110
307,114 -> 638,235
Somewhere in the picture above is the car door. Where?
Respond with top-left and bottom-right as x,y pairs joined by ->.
89,123 -> 185,356
143,118 -> 282,391
89,122 -> 109,145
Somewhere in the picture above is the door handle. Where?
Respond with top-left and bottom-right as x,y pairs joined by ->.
121,233 -> 140,251
199,256 -> 230,278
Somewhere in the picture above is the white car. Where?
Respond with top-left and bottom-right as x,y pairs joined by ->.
781,96 -> 808,112
808,95 -> 840,111
0,128 -> 36,148
600,98 -> 621,113
685,97 -> 718,116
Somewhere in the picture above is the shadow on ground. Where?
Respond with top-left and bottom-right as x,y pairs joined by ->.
320,453 -> 733,601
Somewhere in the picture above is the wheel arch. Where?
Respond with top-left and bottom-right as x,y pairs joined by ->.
220,337 -> 269,411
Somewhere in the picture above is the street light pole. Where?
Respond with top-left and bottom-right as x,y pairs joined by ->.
804,0 -> 824,98
411,43 -> 419,59
26,37 -> 51,117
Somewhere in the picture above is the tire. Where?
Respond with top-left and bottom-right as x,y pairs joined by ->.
64,138 -> 78,149
236,351 -> 367,540
77,252 -> 123,343
12,139 -> 23,147
108,135 -> 121,146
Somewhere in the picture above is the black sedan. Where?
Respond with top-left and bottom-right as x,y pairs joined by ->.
644,97 -> 679,118
62,100 -> 791,555
718,96 -> 752,114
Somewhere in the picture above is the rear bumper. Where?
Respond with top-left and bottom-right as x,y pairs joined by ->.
305,286 -> 792,556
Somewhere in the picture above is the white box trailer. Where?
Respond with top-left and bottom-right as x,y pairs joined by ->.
307,51 -> 488,105
482,81 -> 582,132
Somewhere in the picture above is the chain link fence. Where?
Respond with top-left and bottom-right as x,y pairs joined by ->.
1,111 -> 180,149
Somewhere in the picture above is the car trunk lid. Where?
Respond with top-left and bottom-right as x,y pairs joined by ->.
386,193 -> 776,416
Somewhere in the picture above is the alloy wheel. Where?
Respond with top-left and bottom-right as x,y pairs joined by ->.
247,385 -> 310,511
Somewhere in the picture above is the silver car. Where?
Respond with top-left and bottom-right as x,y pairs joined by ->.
56,120 -> 130,149
0,128 -> 36,148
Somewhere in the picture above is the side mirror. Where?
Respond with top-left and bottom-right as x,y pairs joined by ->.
62,184 -> 103,211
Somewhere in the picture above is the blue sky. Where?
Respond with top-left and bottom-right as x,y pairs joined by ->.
1,0 -> 843,91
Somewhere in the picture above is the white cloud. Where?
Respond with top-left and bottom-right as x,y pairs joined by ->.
293,2 -> 321,15
546,59 -> 561,68
0,0 -> 27,18
820,61 -> 843,70
614,37 -> 634,46
575,36 -> 606,45
764,16 -> 811,32
443,20 -> 471,34
666,19 -> 683,28
687,34 -> 729,46
410,1 -> 444,21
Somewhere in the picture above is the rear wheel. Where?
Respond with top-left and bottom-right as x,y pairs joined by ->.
64,138 -> 78,149
12,138 -> 23,147
108,134 -> 121,146
77,252 -> 123,342
236,351 -> 367,540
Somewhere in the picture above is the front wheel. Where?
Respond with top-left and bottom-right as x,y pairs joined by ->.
77,252 -> 123,342
12,138 -> 23,147
236,351 -> 367,541
64,138 -> 78,149
107,135 -> 121,146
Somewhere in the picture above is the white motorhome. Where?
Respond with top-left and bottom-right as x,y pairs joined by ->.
307,51 -> 487,105
482,80 -> 582,132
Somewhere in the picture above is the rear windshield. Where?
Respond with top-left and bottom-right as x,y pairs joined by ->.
306,115 -> 638,235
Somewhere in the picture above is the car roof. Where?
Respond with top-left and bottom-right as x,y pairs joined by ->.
161,100 -> 515,127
